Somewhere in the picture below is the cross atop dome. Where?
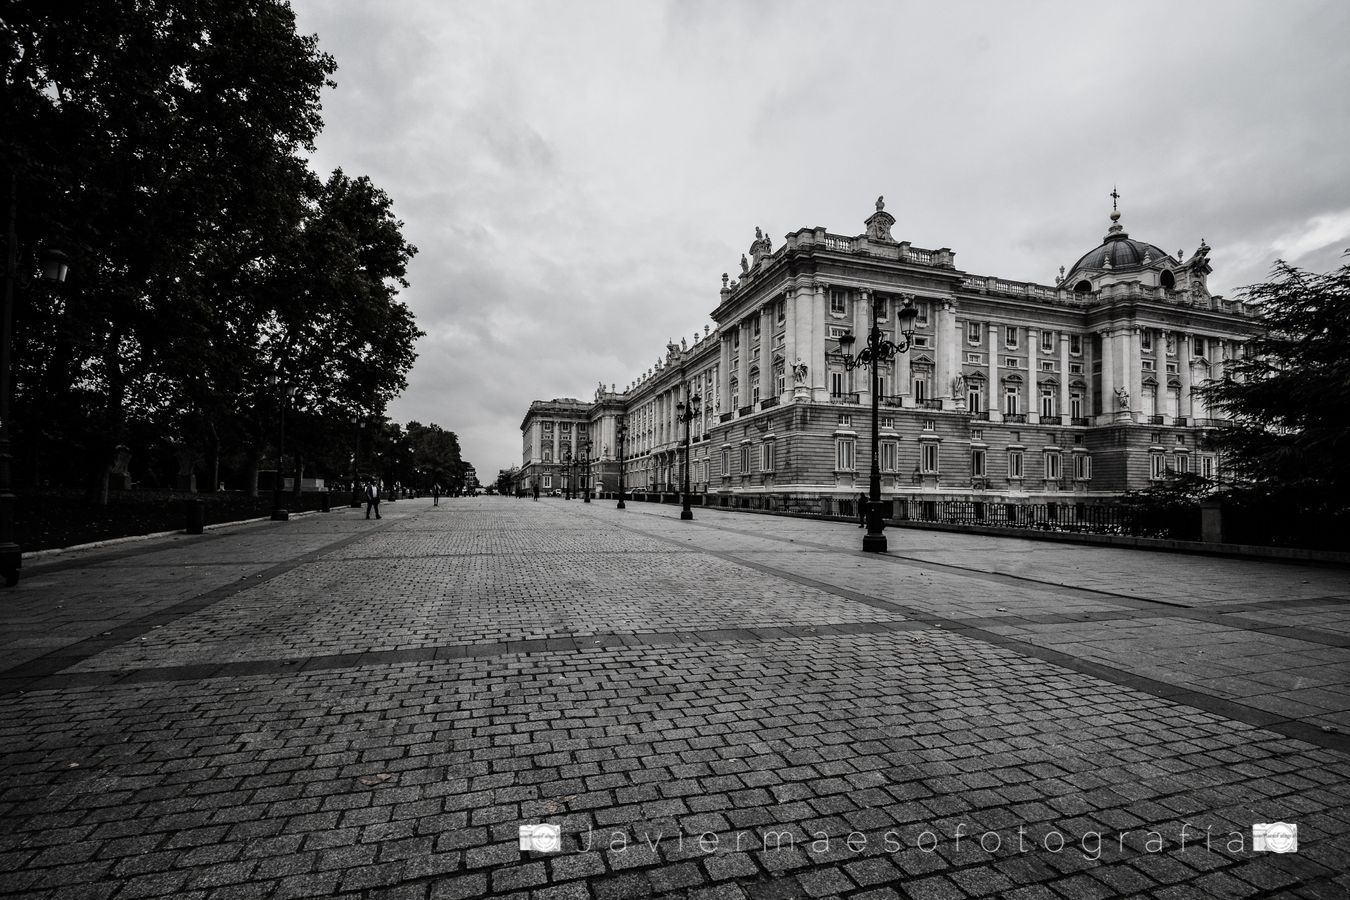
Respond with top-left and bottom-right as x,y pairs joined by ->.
1105,185 -> 1126,239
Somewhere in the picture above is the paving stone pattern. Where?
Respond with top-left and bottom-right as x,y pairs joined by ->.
1,497 -> 1347,899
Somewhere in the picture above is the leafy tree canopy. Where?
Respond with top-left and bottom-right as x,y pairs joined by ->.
1197,254 -> 1350,511
2,0 -> 424,499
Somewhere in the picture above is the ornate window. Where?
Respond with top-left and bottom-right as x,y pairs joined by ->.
920,442 -> 939,473
835,437 -> 856,471
880,441 -> 897,472
830,289 -> 848,315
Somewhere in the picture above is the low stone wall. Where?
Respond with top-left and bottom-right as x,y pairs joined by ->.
617,492 -> 1350,566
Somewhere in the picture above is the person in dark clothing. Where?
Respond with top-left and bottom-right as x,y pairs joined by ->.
532,483 -> 540,501
858,491 -> 868,528
365,482 -> 382,519
432,483 -> 441,506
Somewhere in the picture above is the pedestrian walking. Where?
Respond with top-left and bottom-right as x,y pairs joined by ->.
858,491 -> 868,528
365,482 -> 382,519
432,482 -> 441,506
532,483 -> 540,501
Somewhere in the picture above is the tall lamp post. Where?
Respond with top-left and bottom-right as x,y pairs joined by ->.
270,381 -> 298,521
615,417 -> 627,509
2,173 -> 68,586
675,387 -> 701,521
833,294 -> 918,552
349,414 -> 362,507
563,451 -> 572,500
582,440 -> 591,503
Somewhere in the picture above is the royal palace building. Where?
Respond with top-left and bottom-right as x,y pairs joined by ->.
518,196 -> 1261,510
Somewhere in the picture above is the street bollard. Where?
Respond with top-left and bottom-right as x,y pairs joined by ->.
320,491 -> 331,513
184,499 -> 205,535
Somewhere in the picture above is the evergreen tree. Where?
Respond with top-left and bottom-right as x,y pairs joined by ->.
1197,255 -> 1350,513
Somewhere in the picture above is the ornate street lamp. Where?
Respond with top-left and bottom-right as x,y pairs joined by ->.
833,294 -> 919,552
563,450 -> 572,500
675,387 -> 702,521
1,174 -> 68,585
270,382 -> 299,521
582,440 -> 591,503
615,416 -> 627,509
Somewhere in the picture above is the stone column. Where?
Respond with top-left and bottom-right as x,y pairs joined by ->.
1027,326 -> 1040,424
760,305 -> 775,404
1059,332 -> 1070,421
811,282 -> 829,403
854,290 -> 872,406
1099,329 -> 1115,425
719,333 -> 732,415
783,287 -> 798,401
1127,328 -> 1143,424
986,323 -> 1001,422
736,320 -> 751,412
1184,334 -> 1201,419
940,301 -> 959,405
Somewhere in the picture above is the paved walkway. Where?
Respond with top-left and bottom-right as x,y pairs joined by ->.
1,497 -> 1347,900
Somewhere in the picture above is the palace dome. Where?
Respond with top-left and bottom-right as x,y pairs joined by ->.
1063,209 -> 1176,284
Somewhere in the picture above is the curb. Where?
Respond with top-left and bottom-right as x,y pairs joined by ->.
21,506 -> 342,561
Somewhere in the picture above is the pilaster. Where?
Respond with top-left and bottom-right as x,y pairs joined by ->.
986,323 -> 1002,422
1098,328 -> 1116,425
1027,326 -> 1041,424
1059,332 -> 1071,421
759,305 -> 774,403
783,287 -> 798,402
811,282 -> 828,402
1128,328 -> 1143,424
856,290 -> 873,407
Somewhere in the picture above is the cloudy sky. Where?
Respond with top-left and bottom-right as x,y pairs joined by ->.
289,0 -> 1350,478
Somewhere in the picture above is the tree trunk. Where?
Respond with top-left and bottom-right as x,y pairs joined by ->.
245,449 -> 260,497
292,451 -> 303,498
208,420 -> 221,492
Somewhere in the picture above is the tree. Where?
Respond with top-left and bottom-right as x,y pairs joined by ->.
405,422 -> 467,492
1196,255 -> 1350,513
3,0 -> 336,498
3,2 -> 421,501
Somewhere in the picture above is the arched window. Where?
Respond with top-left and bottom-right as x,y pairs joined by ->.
1160,270 -> 1176,290
1074,280 -> 1092,293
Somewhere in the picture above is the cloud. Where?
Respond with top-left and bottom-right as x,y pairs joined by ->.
289,0 -> 1350,475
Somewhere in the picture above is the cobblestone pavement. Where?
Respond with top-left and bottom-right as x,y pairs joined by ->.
1,497 -> 1347,900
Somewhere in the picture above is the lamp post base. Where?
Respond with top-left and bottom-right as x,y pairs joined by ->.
862,532 -> 887,552
680,509 -> 693,520
271,509 -> 289,521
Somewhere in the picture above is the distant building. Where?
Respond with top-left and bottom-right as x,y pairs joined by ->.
518,398 -> 590,495
520,197 -> 1260,509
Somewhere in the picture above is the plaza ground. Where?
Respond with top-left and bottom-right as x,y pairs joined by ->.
0,496 -> 1347,899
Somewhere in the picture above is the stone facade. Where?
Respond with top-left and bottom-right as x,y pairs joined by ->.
519,198 -> 1260,507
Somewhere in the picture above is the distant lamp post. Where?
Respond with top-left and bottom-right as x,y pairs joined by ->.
615,417 -> 627,509
582,440 -> 591,503
563,451 -> 572,500
675,388 -> 701,521
349,414 -> 362,508
2,174 -> 68,585
832,293 -> 919,552
270,381 -> 298,521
